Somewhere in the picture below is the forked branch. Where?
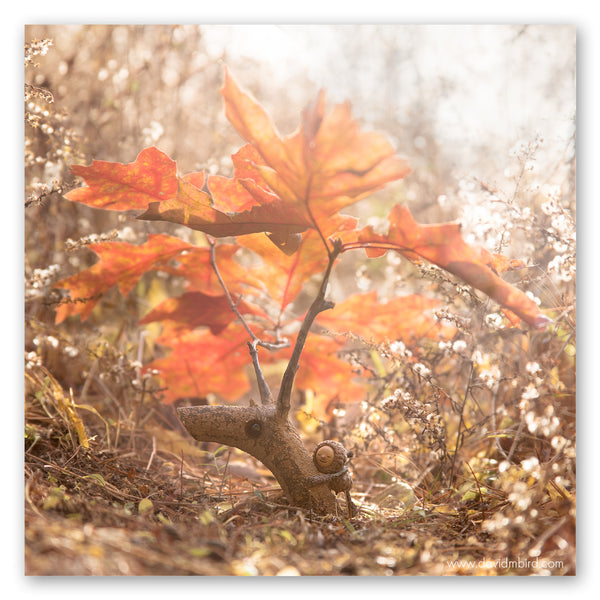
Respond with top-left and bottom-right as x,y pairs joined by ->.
178,235 -> 347,515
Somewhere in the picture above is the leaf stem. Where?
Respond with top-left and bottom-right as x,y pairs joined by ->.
340,240 -> 410,254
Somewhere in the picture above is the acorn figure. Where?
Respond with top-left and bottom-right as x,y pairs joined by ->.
308,440 -> 357,518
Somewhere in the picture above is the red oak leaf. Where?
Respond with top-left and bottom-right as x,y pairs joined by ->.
145,326 -> 254,403
317,291 -> 456,344
218,68 -> 411,233
66,147 -> 177,210
352,204 -> 550,329
53,234 -> 192,323
139,292 -> 266,335
294,334 -> 366,421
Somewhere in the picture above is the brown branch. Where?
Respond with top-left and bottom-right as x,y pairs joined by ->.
208,238 -> 258,344
276,238 -> 342,421
247,340 -> 274,405
179,237 -> 345,514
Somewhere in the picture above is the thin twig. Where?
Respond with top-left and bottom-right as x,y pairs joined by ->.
507,419 -> 525,463
207,239 -> 290,350
247,340 -> 274,405
179,450 -> 184,500
145,436 -> 156,472
218,448 -> 232,499
207,236 -> 290,405
490,386 -> 509,461
25,475 -> 48,522
465,460 -> 486,522
528,515 -> 568,558
449,361 -> 475,484
80,358 -> 98,403
206,236 -> 289,404
276,238 -> 341,421
208,239 -> 258,343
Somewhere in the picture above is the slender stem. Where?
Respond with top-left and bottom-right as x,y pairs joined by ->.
247,340 -> 274,405
208,239 -> 258,344
465,460 -> 486,522
491,386 -> 509,461
276,239 -> 342,421
207,237 -> 290,353
449,361 -> 474,485
305,195 -> 332,259
507,419 -> 525,463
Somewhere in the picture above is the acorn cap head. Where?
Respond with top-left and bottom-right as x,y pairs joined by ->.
313,440 -> 348,474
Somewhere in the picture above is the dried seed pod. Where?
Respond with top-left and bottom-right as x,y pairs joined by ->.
313,440 -> 348,474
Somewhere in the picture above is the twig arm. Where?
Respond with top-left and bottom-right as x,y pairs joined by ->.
208,238 -> 258,343
276,239 -> 341,421
247,341 -> 274,405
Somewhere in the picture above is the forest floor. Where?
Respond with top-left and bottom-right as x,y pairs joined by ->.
24,391 -> 575,577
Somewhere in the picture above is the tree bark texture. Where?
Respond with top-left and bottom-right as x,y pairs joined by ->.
177,404 -> 338,514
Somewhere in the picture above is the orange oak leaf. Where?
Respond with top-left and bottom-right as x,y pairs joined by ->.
352,204 -> 551,329
217,68 -> 411,233
294,334 -> 366,421
317,291 -> 456,344
65,144 -> 311,240
53,234 -> 192,323
237,216 -> 357,313
65,70 -> 408,247
145,326 -> 255,403
159,243 -> 265,296
138,292 -> 266,335
138,172 -> 311,239
66,147 -> 177,210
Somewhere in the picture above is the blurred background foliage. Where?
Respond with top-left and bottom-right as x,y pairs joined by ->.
24,23 -> 575,280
